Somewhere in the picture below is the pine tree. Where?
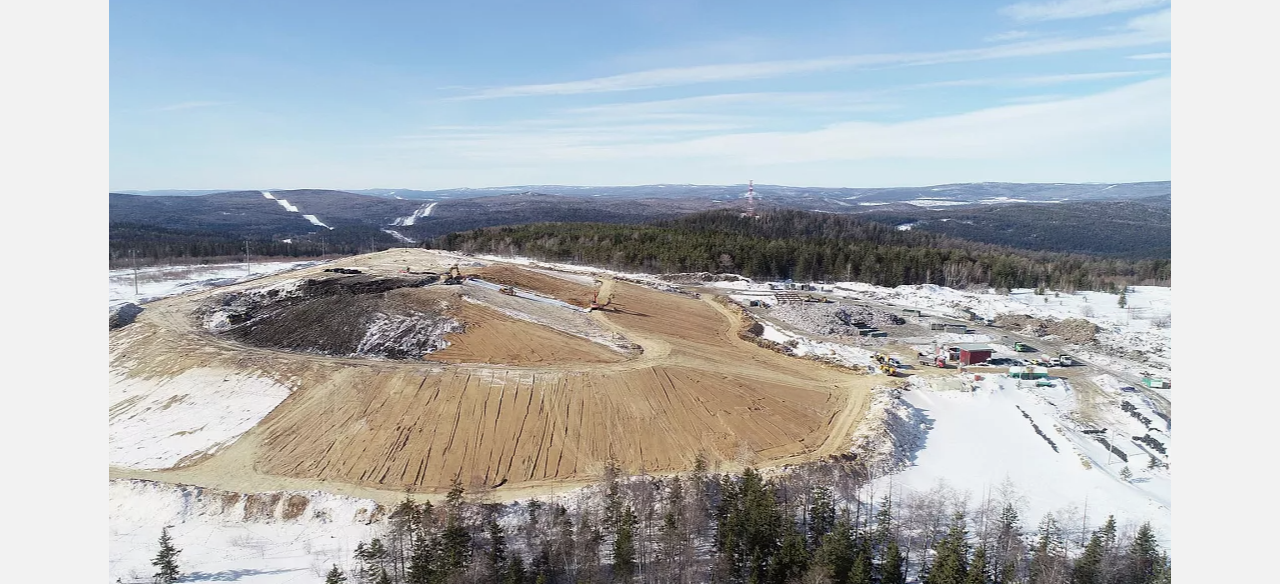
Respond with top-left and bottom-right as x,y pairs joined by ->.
1121,523 -> 1162,584
926,512 -> 970,584
809,485 -> 837,548
848,541 -> 874,584
375,567 -> 391,584
613,505 -> 638,582
326,564 -> 347,584
438,478 -> 472,580
405,524 -> 436,584
488,516 -> 509,580
151,527 -> 181,584
966,545 -> 991,584
1072,531 -> 1105,584
1120,466 -> 1133,482
812,518 -> 856,584
1117,290 -> 1127,308
871,493 -> 894,556
881,540 -> 906,584
506,554 -> 527,584
1029,514 -> 1066,584
993,504 -> 1022,584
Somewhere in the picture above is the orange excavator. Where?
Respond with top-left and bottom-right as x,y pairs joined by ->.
589,291 -> 614,311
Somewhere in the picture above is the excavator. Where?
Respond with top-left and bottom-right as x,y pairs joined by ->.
588,291 -> 614,311
442,264 -> 466,285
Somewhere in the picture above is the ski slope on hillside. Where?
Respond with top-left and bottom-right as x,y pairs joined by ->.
392,202 -> 438,226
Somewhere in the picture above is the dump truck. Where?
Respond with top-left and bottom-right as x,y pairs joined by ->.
1012,341 -> 1031,352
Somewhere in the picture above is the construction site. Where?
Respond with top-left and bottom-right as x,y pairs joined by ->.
109,249 -> 879,501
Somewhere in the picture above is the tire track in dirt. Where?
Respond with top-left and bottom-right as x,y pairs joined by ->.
111,250 -> 876,496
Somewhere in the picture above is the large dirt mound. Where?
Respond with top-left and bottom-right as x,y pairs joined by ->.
109,250 -> 875,495
202,274 -> 462,359
993,314 -> 1099,343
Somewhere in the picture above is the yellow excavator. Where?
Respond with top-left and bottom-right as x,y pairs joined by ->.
442,264 -> 466,285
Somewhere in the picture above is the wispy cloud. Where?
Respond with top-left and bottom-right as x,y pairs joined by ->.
914,70 -> 1158,89
984,30 -> 1034,42
999,0 -> 1168,21
450,23 -> 1169,100
155,101 -> 231,112
387,78 -> 1168,171
1127,52 -> 1170,60
1002,94 -> 1070,104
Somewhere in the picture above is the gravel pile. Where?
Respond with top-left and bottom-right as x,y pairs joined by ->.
994,314 -> 1099,342
769,303 -> 905,338
656,272 -> 749,284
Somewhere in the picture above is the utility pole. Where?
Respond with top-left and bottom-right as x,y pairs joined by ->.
131,249 -> 139,296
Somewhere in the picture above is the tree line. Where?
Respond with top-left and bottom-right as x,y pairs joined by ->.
192,459 -> 1169,584
108,223 -> 403,268
432,210 -> 1171,292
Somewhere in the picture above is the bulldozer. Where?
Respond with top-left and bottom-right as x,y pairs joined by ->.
878,363 -> 899,376
499,285 -> 516,296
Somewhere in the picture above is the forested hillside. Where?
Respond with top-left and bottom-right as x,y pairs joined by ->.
435,210 -> 1171,291
233,462 -> 1170,584
858,199 -> 1171,259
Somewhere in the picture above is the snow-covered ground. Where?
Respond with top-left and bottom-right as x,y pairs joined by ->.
758,322 -> 878,368
109,367 -> 294,469
382,228 -> 416,244
712,279 -> 1171,380
303,214 -> 333,229
392,202 -> 437,226
110,480 -> 383,584
108,260 -> 324,309
876,374 -> 1170,548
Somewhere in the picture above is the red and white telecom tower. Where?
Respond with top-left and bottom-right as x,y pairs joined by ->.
744,180 -> 757,218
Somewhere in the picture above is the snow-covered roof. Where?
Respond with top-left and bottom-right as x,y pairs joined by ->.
952,343 -> 992,351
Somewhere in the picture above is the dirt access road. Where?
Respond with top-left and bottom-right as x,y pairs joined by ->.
110,250 -> 876,499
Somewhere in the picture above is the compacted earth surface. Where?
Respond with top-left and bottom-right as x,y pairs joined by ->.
109,249 -> 876,500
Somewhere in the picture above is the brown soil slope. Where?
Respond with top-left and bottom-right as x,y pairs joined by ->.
109,250 -> 871,495
431,302 -> 626,365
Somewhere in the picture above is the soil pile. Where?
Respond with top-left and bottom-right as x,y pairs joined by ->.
994,314 -> 1099,342
202,274 -> 461,359
110,303 -> 144,329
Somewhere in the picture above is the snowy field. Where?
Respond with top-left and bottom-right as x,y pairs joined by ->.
874,374 -> 1171,549
109,367 -> 294,469
109,260 -> 325,309
714,279 -> 1172,380
110,480 -> 383,584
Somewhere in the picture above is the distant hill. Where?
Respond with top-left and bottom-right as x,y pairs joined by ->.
857,198 -> 1171,259
109,182 -> 1172,264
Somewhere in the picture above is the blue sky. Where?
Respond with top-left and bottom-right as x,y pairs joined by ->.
109,0 -> 1170,190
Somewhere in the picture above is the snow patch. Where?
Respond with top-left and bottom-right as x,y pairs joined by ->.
274,198 -> 299,213
109,368 -> 293,469
392,202 -> 438,226
382,228 -> 416,244
848,387 -> 932,473
302,214 -> 333,229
